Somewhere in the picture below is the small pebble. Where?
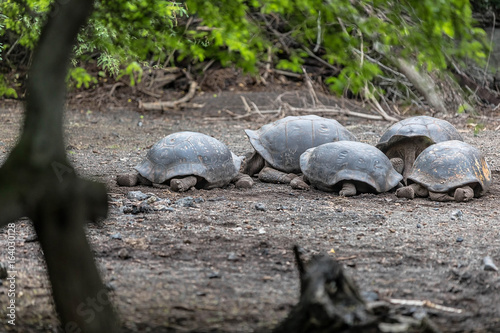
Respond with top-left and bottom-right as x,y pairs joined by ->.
118,248 -> 131,259
361,290 -> 379,302
258,228 -> 266,234
194,197 -> 205,203
416,223 -> 422,228
483,256 -> 498,272
227,252 -> 239,261
139,203 -> 154,214
145,195 -> 159,204
106,282 -> 117,291
110,232 -> 122,240
175,196 -> 195,207
208,272 -> 220,279
450,210 -> 463,221
208,196 -> 226,201
255,203 -> 266,211
127,191 -> 149,201
153,204 -> 173,212
456,237 -> 464,243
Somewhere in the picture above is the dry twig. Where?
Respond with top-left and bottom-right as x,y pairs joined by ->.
389,298 -> 463,314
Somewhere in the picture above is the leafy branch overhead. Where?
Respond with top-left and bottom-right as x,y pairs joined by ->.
0,0 -> 489,106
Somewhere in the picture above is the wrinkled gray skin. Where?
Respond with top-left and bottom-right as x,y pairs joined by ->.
396,140 -> 492,202
117,131 -> 253,191
241,115 -> 357,187
299,141 -> 403,196
376,116 -> 463,182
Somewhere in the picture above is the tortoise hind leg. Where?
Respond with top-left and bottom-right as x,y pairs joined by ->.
339,182 -> 356,197
453,186 -> 474,202
170,176 -> 197,192
258,166 -> 297,184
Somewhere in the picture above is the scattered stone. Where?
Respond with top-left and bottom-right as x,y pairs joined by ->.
227,252 -> 239,261
450,210 -> 463,221
139,203 -> 154,213
416,223 -> 422,228
194,197 -> 205,203
483,256 -> 498,272
208,196 -> 227,201
361,290 -> 379,302
255,203 -> 266,211
127,190 -> 149,201
145,195 -> 159,204
258,228 -> 266,234
110,232 -> 122,240
456,237 -> 464,243
153,204 -> 174,212
175,196 -> 195,207
118,248 -> 131,259
196,291 -> 206,296
208,271 -> 220,279
0,263 -> 8,279
106,282 -> 117,291
122,205 -> 136,214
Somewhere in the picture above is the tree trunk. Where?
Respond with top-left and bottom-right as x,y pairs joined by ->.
0,0 -> 119,331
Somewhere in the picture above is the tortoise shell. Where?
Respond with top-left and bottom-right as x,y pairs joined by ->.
376,116 -> 463,154
135,131 -> 240,189
245,115 -> 357,173
407,140 -> 492,196
300,141 -> 403,193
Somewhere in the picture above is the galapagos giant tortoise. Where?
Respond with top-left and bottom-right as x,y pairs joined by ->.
241,115 -> 357,186
116,131 -> 253,191
298,141 -> 403,196
396,140 -> 491,202
376,116 -> 463,181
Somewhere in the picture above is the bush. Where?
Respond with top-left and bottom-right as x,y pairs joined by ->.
0,0 -> 488,101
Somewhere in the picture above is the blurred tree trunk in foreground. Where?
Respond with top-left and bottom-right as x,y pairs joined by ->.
0,0 -> 119,331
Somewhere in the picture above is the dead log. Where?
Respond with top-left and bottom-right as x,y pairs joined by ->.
0,0 -> 119,332
273,246 -> 443,333
395,58 -> 447,114
273,247 -> 376,333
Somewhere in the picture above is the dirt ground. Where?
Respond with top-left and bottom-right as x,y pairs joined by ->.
0,89 -> 500,333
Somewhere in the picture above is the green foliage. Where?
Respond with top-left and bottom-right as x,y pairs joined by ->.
117,61 -> 143,86
0,13 -> 5,60
0,75 -> 18,98
67,67 -> 98,89
0,0 -> 489,102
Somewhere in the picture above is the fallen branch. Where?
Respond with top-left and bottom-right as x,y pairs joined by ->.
389,298 -> 463,314
395,58 -> 447,113
141,81 -> 198,111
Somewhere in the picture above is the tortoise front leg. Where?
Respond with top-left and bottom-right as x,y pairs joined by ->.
454,186 -> 474,202
240,151 -> 266,176
170,176 -> 198,192
339,182 -> 356,197
233,172 -> 254,189
258,166 -> 297,184
396,183 -> 429,199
